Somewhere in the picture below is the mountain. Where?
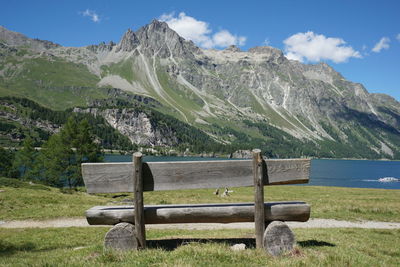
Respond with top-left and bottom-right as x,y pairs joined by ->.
0,21 -> 399,159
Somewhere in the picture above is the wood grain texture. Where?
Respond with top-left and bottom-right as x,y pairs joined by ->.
133,152 -> 145,249
82,159 -> 310,194
253,149 -> 265,249
85,202 -> 311,225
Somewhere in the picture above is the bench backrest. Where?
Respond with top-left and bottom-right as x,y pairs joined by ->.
82,158 -> 310,194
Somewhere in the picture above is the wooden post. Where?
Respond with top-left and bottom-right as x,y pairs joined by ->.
133,152 -> 146,249
252,149 -> 265,249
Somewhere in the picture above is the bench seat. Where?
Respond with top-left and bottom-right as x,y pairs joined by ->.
86,201 -> 310,225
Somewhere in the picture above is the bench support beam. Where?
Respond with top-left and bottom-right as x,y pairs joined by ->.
86,202 -> 311,225
253,149 -> 265,249
133,152 -> 146,249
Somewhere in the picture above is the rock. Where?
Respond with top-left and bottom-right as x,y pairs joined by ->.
116,29 -> 140,52
263,221 -> 295,256
225,45 -> 242,52
135,19 -> 200,58
0,26 -> 60,51
230,243 -> 246,251
248,46 -> 283,55
231,150 -> 253,159
104,222 -> 138,250
73,107 -> 179,146
73,246 -> 88,250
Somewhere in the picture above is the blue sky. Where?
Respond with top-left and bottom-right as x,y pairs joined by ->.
1,0 -> 399,100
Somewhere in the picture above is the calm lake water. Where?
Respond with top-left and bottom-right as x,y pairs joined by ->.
104,155 -> 400,190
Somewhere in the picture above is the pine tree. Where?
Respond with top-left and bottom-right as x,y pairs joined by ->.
11,137 -> 36,179
0,147 -> 14,177
37,134 -> 73,187
35,115 -> 102,188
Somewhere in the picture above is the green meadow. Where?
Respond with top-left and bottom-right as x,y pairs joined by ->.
1,177 -> 399,222
1,177 -> 399,266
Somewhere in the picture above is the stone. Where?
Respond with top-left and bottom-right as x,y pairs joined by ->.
230,243 -> 246,251
73,107 -> 179,146
263,221 -> 295,256
116,29 -> 140,52
225,45 -> 242,52
104,222 -> 138,250
231,150 -> 252,159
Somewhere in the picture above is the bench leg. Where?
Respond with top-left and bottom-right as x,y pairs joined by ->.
263,221 -> 295,256
104,222 -> 139,250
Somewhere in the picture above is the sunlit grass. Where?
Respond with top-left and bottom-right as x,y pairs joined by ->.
1,177 -> 399,222
0,227 -> 399,266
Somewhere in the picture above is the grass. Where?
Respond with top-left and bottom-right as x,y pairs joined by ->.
101,60 -> 138,83
0,53 -> 107,110
1,178 -> 399,265
1,177 -> 399,222
0,227 -> 399,266
143,185 -> 400,222
0,177 -> 109,220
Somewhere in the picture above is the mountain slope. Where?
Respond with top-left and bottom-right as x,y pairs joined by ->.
0,22 -> 399,159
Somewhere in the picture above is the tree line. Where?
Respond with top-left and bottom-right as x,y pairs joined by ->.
0,96 -> 136,150
0,115 -> 102,188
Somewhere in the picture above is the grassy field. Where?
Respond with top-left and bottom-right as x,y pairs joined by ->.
0,178 -> 110,220
1,177 -> 400,266
1,177 -> 399,222
1,227 -> 399,266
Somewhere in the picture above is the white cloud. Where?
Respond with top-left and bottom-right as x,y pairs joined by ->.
396,33 -> 400,42
212,30 -> 246,47
159,12 -> 246,49
82,9 -> 100,23
372,37 -> 390,53
283,31 -> 361,63
285,52 -> 303,62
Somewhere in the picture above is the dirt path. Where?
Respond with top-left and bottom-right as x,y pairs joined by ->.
1,218 -> 400,229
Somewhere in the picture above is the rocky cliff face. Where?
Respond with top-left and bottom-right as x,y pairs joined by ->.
73,107 -> 178,146
0,21 -> 399,158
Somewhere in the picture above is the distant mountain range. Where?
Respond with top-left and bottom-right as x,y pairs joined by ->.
1,20 -> 399,159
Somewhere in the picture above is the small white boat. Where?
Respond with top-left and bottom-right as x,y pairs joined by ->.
378,177 -> 399,182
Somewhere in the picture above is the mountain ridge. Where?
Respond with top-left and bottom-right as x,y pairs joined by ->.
0,21 -> 399,159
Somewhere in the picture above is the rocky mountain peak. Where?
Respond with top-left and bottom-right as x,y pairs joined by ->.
86,41 -> 115,53
301,62 -> 344,82
134,19 -> 199,58
135,19 -> 178,41
248,46 -> 282,55
148,19 -> 170,31
0,25 -> 60,51
248,46 -> 285,63
116,28 -> 140,52
225,45 -> 242,52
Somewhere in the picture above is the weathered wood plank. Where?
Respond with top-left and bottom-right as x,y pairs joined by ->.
253,149 -> 265,249
82,159 -> 310,194
85,202 -> 311,225
133,152 -> 145,249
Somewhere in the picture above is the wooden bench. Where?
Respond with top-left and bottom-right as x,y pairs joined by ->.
82,149 -> 311,256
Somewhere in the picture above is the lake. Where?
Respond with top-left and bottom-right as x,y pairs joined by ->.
104,155 -> 400,190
